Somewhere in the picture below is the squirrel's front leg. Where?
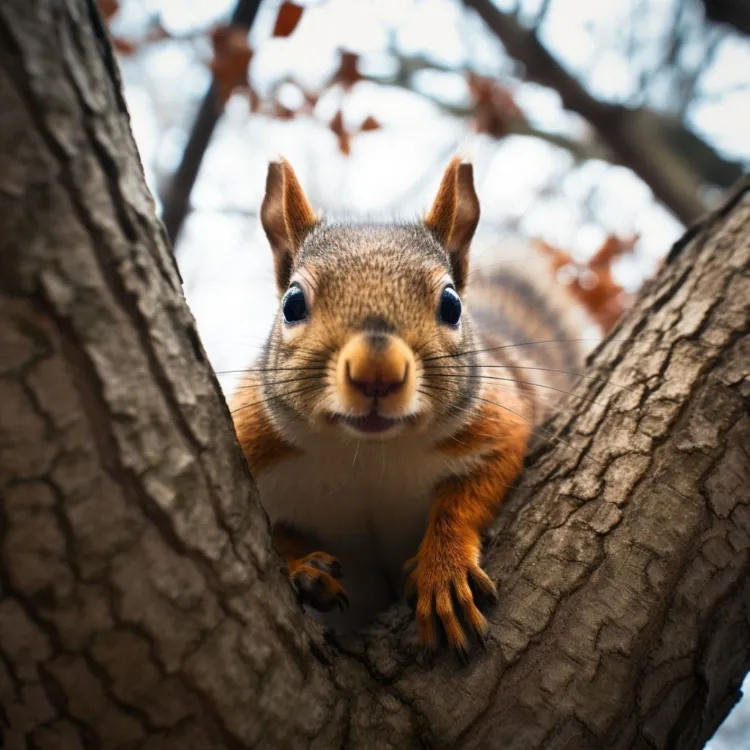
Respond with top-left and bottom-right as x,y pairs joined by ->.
405,440 -> 526,664
273,524 -> 349,613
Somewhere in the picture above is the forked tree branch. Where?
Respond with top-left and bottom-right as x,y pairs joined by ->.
1,2 -> 749,748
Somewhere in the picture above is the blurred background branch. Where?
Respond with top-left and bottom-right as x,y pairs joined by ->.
101,0 -> 748,250
158,0 -> 263,248
463,0 -> 740,224
702,0 -> 750,36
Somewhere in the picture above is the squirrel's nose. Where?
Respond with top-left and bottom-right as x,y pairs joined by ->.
342,333 -> 410,399
346,360 -> 408,398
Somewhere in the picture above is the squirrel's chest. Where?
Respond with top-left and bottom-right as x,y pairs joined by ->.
255,436 -> 458,565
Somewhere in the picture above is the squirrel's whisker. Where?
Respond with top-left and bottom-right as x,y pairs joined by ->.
420,363 -> 634,392
425,373 -> 609,408
216,364 -> 328,376
420,338 -> 616,363
419,381 -> 584,461
230,373 -> 325,390
230,383 -> 327,416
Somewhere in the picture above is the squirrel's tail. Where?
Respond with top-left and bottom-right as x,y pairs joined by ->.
464,232 -> 601,425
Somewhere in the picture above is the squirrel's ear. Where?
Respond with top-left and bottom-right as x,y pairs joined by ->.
424,157 -> 480,290
260,158 -> 317,291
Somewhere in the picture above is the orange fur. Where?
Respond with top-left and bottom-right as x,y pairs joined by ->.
231,156 -> 594,664
231,380 -> 300,475
273,525 -> 349,613
424,157 -> 480,290
408,390 -> 531,656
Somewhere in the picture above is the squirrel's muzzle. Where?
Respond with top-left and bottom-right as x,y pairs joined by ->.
336,332 -> 416,415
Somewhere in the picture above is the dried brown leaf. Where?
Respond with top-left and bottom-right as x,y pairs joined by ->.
331,50 -> 363,90
97,0 -> 119,23
329,110 -> 345,137
112,37 -> 137,56
249,88 -> 262,113
303,90 -> 319,109
360,115 -> 380,132
467,72 -> 524,138
328,111 -> 351,155
338,131 -> 351,156
210,25 -> 254,104
537,235 -> 637,334
273,1 -> 304,37
272,100 -> 296,120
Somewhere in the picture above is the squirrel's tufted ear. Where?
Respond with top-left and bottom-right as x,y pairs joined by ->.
424,157 -> 480,291
260,158 -> 318,292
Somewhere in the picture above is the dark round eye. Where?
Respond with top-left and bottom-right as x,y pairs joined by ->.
438,285 -> 462,326
282,284 -> 307,324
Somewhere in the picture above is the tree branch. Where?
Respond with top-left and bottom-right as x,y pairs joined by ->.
702,0 -> 750,36
158,0 -> 263,250
362,50 -> 745,182
463,0 -> 713,225
361,52 -> 613,163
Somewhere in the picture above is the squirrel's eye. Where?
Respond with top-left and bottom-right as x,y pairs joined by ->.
438,285 -> 462,326
282,285 -> 308,324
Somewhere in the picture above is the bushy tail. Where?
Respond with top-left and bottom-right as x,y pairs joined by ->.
464,232 -> 601,425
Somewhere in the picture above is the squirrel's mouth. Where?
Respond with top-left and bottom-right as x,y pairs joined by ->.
329,410 -> 418,435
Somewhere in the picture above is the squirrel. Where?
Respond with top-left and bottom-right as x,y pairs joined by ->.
230,156 -> 597,662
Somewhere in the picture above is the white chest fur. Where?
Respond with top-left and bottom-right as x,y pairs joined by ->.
255,432 -> 472,630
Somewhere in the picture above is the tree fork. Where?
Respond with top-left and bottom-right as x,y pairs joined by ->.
1,1 -> 749,749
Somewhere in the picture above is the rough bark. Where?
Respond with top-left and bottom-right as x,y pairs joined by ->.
1,2 -> 749,750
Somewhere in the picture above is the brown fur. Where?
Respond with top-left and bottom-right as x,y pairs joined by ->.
260,158 -> 318,292
230,158 -> 596,661
231,374 -> 300,474
273,525 -> 349,613
424,157 -> 481,290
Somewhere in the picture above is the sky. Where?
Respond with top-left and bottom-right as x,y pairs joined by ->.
111,1 -> 750,742
113,0 -> 750,387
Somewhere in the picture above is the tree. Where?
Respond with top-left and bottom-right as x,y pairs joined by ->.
101,0 -> 749,254
0,1 -> 748,748
158,0 -> 263,247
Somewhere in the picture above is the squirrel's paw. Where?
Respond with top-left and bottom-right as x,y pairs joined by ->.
290,551 -> 349,613
404,542 -> 497,665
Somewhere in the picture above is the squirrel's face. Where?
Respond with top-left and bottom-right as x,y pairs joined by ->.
257,158 -> 481,442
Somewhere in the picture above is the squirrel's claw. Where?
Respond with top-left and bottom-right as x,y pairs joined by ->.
468,566 -> 498,607
305,552 -> 343,580
290,551 -> 349,614
474,629 -> 489,653
405,544 -> 496,666
417,644 -> 435,670
453,640 -> 470,667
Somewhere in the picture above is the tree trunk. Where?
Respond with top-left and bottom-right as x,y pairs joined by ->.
1,2 -> 748,749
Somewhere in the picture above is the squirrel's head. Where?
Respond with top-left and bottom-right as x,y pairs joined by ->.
256,156 -> 481,442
